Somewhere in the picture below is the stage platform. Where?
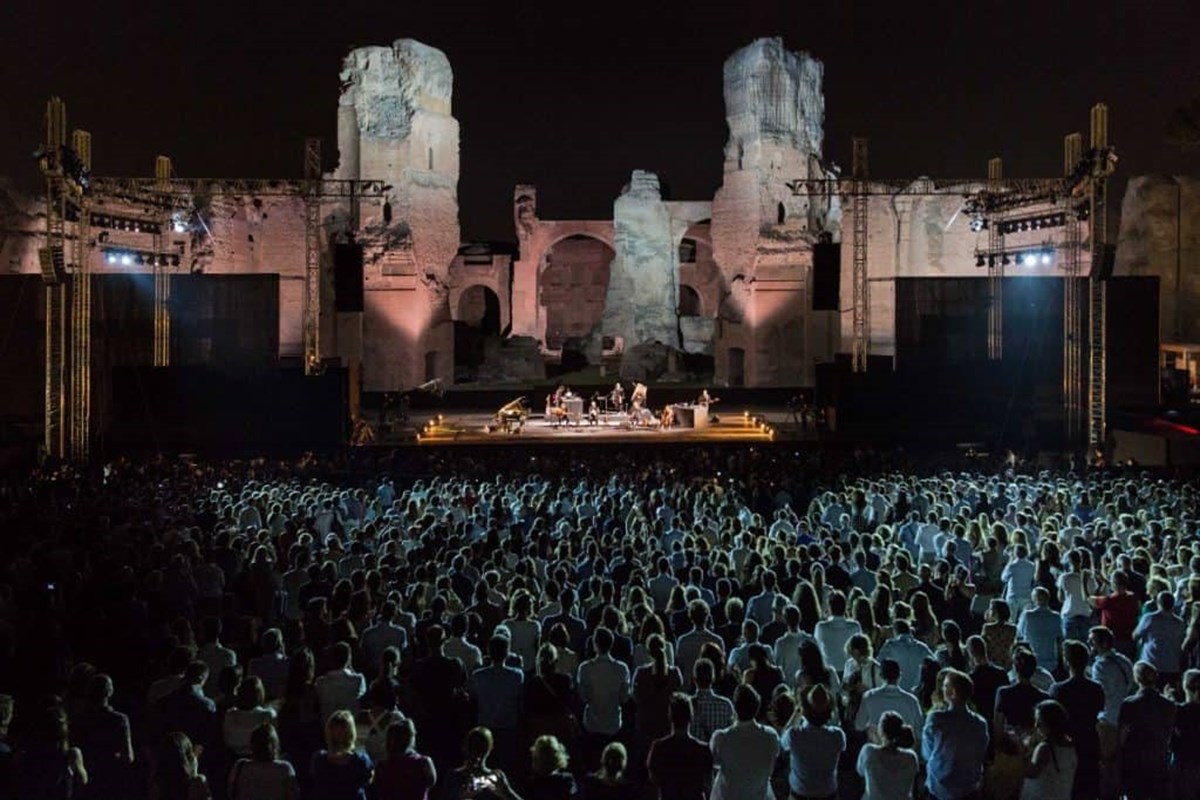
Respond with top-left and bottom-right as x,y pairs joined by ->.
391,406 -> 817,447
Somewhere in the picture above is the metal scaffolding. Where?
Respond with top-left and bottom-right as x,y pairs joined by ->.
851,138 -> 869,372
40,98 -> 69,460
1088,104 -> 1112,449
987,157 -> 1005,361
153,155 -> 173,367
69,130 -> 92,462
304,138 -> 323,375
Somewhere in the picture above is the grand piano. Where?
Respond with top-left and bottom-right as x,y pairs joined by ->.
494,397 -> 529,433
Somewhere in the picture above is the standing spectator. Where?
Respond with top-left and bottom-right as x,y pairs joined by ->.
1002,545 -> 1036,613
857,711 -> 919,800
1133,591 -> 1187,686
982,599 -> 1018,672
72,673 -> 133,799
247,628 -> 290,702
577,628 -> 630,761
197,617 -> 237,699
526,735 -> 577,800
374,719 -> 437,800
1088,626 -> 1134,774
1091,571 -> 1140,657
855,659 -> 925,750
470,635 -> 525,774
674,601 -> 723,683
579,742 -> 634,800
505,591 -> 542,672
1057,550 -> 1095,643
155,661 -> 218,756
1049,640 -> 1104,800
309,710 -> 374,800
152,731 -> 209,800
878,619 -> 935,693
223,676 -> 277,757
315,641 -> 367,723
441,727 -> 519,800
689,658 -> 734,745
965,636 -> 1007,732
814,591 -> 861,673
995,649 -> 1050,746
747,570 -> 782,628
1119,661 -> 1177,800
13,704 -> 88,798
781,685 -> 846,800
710,685 -> 780,800
1019,700 -> 1077,800
227,722 -> 299,800
647,693 -> 713,800
922,669 -> 989,800
1171,669 -> 1200,800
771,605 -> 813,690
361,602 -> 409,679
1017,588 -> 1064,673
632,634 -> 682,758
445,613 -> 483,674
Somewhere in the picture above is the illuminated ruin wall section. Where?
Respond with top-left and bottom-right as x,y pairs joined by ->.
1114,175 -> 1200,345
336,40 -> 461,390
711,38 -> 838,386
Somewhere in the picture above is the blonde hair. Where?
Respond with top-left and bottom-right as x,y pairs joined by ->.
530,734 -> 569,775
325,709 -> 357,754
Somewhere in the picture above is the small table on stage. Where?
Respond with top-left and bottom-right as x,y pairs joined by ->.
563,397 -> 583,425
673,404 -> 709,430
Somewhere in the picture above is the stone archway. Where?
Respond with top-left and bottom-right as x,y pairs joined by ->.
453,284 -> 502,380
540,234 -> 616,364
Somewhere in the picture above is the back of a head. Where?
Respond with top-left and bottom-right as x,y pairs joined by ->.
488,634 -> 511,664
249,721 -> 279,762
332,640 -> 353,669
881,658 -> 901,684
668,692 -> 693,729
386,718 -> 416,757
733,684 -> 761,722
594,626 -> 614,655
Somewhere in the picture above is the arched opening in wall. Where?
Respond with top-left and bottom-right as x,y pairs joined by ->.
679,238 -> 697,264
777,202 -> 787,225
454,285 -> 502,382
678,284 -> 702,317
541,234 -> 614,374
728,347 -> 746,387
424,351 -> 439,383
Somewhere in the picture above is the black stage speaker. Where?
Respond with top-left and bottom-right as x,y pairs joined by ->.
334,243 -> 364,312
812,242 -> 840,311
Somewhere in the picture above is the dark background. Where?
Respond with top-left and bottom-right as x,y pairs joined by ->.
2,0 -> 1199,241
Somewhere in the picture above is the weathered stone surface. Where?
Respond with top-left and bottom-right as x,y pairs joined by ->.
620,340 -> 672,382
602,171 -> 678,351
723,37 -> 824,162
338,41 -> 453,141
1114,175 -> 1200,344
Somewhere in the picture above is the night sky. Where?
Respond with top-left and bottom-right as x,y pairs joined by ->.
3,0 -> 1198,242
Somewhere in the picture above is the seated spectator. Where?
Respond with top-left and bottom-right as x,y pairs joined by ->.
227,722 -> 298,800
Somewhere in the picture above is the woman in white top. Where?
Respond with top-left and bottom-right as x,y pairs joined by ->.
223,677 -> 277,757
1019,699 -> 1077,800
504,591 -> 542,671
1057,548 -> 1095,642
856,710 -> 919,800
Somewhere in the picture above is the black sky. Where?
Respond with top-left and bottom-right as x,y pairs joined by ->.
3,0 -> 1198,242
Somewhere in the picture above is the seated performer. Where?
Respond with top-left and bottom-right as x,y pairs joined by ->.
659,404 -> 675,430
698,388 -> 712,406
587,398 -> 600,426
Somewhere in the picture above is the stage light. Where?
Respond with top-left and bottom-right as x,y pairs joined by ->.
1029,219 -> 1040,230
106,253 -> 117,264
120,254 -> 132,266
1041,252 -> 1052,264
1023,253 -> 1038,267
1019,221 -> 1029,231
970,215 -> 986,232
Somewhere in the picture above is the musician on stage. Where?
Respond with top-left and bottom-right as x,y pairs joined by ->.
659,404 -> 675,430
698,388 -> 712,406
609,381 -> 625,414
587,397 -> 601,426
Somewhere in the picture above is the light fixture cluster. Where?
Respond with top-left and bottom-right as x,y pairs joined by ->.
997,213 -> 1067,235
974,247 -> 1056,268
90,213 -> 162,235
103,250 -> 180,267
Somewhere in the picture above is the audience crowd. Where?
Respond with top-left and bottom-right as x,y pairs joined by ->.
0,444 -> 1197,800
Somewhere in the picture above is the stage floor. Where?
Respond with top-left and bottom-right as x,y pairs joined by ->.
396,406 -> 816,446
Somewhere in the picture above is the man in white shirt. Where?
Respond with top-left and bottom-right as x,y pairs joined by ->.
314,640 -> 366,722
675,600 -> 724,683
773,605 -> 814,687
444,613 -> 482,673
854,658 -> 925,750
197,617 -> 237,698
814,591 -> 862,674
577,627 -> 630,739
711,684 -> 780,800
747,570 -> 782,627
877,619 -> 935,693
360,601 -> 409,678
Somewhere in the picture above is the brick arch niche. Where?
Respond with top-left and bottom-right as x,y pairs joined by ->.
540,234 -> 615,350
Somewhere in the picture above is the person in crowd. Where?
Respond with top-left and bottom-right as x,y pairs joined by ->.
1090,570 -> 1140,657
878,618 -> 935,692
470,634 -> 525,774
710,685 -> 779,800
442,727 -> 521,800
374,719 -> 437,800
1119,661 -> 1177,800
922,669 -> 989,800
579,741 -> 634,800
526,735 -> 577,800
1088,625 -> 1134,776
781,684 -> 846,800
1017,587 -> 1064,674
855,658 -> 925,751
982,599 -> 1018,672
772,605 -> 813,690
1019,700 -> 1077,800
361,602 -> 410,678
247,628 -> 290,702
856,710 -> 919,800
813,591 -> 861,672
155,661 -> 218,757
632,633 -> 682,758
13,704 -> 88,799
1048,639 -> 1104,800
1002,544 -> 1037,613
223,676 -> 276,758
227,722 -> 298,800
72,672 -> 133,798
577,628 -> 630,764
647,693 -> 713,800
688,657 -> 734,744
1171,668 -> 1200,800
152,731 -> 208,800
1133,590 -> 1187,686
309,709 -> 374,800
315,641 -> 367,723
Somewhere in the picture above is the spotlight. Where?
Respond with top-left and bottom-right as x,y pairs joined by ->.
1023,253 -> 1038,267
1041,252 -> 1052,265
105,253 -> 117,264
1029,219 -> 1040,230
120,254 -> 132,266
970,216 -> 987,232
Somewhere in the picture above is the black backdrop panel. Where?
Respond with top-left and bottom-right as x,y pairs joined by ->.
1106,276 -> 1159,408
0,276 -> 45,421
811,242 -> 840,311
170,274 -> 279,368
